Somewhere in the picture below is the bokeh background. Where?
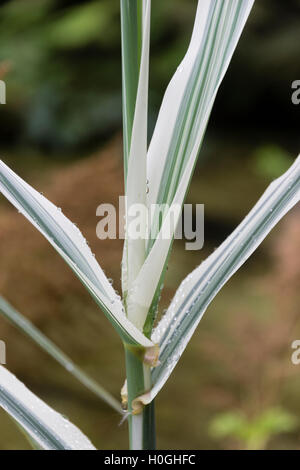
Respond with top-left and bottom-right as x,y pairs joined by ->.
0,0 -> 300,450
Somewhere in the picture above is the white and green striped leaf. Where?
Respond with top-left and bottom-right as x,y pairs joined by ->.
147,0 -> 254,233
63,259 -> 153,348
121,0 -> 148,300
0,161 -> 153,349
127,0 -> 254,331
146,155 -> 300,403
124,0 -> 151,310
120,0 -> 144,179
0,296 -> 122,413
127,144 -> 198,331
0,365 -> 95,450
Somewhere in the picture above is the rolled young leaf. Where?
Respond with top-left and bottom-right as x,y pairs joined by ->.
0,365 -> 95,450
0,296 -> 122,413
135,154 -> 300,406
124,0 -> 151,310
120,0 -> 144,180
127,137 -> 200,330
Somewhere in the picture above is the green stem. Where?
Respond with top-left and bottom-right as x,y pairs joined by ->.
125,346 -> 156,450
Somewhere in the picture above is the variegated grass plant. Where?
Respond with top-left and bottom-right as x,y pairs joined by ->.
0,0 -> 299,450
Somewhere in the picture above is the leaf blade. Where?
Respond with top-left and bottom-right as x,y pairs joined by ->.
0,160 -> 153,348
0,365 -> 95,450
125,0 -> 151,296
120,0 -> 143,179
147,0 -> 254,223
149,155 -> 300,402
0,160 -> 116,299
0,296 -> 122,414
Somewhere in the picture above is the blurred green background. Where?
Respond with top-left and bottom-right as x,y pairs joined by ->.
0,0 -> 300,449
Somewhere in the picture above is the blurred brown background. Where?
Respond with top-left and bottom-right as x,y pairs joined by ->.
0,0 -> 300,449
